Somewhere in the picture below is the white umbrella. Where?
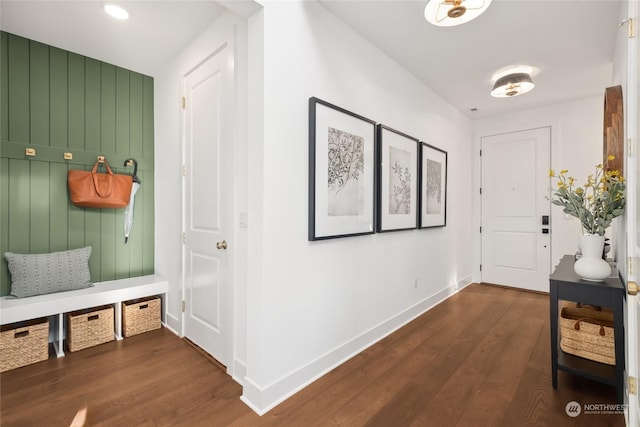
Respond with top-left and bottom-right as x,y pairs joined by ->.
123,159 -> 141,244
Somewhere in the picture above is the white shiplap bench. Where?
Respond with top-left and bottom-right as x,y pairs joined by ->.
0,275 -> 168,357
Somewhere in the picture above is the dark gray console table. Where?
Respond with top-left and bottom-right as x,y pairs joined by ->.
549,254 -> 625,404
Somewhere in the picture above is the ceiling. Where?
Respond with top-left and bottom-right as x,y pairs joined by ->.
0,1 -> 626,120
0,1 -> 227,77
319,0 -> 624,119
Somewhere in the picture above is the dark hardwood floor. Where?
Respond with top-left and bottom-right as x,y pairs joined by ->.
1,284 -> 624,426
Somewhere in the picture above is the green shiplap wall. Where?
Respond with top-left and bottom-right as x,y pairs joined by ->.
0,32 -> 154,296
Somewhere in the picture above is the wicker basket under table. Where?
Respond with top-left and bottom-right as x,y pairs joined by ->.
67,305 -> 115,352
0,317 -> 49,372
560,301 -> 615,365
123,296 -> 161,337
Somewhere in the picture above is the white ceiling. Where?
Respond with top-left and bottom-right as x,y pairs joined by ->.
0,1 -> 626,120
319,0 -> 625,119
0,1 -> 227,76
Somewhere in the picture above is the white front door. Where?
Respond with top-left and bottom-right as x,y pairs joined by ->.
481,127 -> 551,292
182,44 -> 233,368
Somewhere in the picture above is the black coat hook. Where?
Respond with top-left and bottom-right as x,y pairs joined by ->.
124,158 -> 140,183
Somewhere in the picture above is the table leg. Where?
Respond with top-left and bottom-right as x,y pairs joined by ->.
550,281 -> 559,389
614,293 -> 624,404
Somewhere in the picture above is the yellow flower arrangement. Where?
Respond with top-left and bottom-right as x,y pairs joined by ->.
550,156 -> 625,236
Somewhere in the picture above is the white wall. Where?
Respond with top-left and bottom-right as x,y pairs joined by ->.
472,95 -> 609,282
242,0 -> 473,413
154,10 -> 249,377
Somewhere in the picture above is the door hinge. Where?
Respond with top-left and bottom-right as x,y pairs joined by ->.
479,226 -> 482,233
630,376 -> 637,395
182,301 -> 186,312
620,18 -> 636,38
181,96 -> 186,109
480,264 -> 482,272
182,164 -> 186,177
479,188 -> 482,195
182,232 -> 186,244
629,138 -> 636,157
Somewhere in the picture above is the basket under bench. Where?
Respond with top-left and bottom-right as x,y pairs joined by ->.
0,274 -> 168,358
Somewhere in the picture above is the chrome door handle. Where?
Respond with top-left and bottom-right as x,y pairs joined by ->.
216,240 -> 228,250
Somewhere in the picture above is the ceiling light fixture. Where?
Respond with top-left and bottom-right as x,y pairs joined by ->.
490,73 -> 535,98
424,0 -> 492,27
104,4 -> 129,20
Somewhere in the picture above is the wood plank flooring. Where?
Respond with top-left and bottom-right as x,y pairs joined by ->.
0,284 -> 624,426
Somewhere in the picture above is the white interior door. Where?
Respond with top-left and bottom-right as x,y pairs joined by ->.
626,0 -> 639,423
481,127 -> 551,292
182,44 -> 232,368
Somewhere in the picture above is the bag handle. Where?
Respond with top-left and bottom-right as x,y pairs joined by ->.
91,158 -> 114,197
91,158 -> 115,175
575,303 -> 602,311
573,318 -> 606,336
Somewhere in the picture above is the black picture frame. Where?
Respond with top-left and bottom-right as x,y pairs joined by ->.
308,97 -> 377,241
376,124 -> 419,232
419,142 -> 448,228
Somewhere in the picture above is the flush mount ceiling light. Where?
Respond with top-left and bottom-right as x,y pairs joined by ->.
490,73 -> 535,98
424,0 -> 492,27
104,4 -> 129,20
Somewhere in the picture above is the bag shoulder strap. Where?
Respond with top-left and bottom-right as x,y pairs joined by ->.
91,158 -> 114,197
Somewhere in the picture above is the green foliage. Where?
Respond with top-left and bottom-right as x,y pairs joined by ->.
550,158 -> 625,236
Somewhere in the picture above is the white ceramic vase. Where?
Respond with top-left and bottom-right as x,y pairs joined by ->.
574,234 -> 611,281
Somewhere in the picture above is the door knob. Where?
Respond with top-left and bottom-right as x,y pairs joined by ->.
216,240 -> 228,250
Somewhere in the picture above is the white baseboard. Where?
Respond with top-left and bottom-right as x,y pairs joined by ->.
240,284 -> 458,415
457,275 -> 473,290
165,312 -> 181,336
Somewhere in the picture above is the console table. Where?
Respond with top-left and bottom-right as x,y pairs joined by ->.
549,255 -> 625,404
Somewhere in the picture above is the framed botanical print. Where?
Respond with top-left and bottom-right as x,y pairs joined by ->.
377,125 -> 419,232
308,97 -> 377,240
420,142 -> 447,228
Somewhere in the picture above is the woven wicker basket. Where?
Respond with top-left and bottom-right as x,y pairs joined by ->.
123,296 -> 161,337
560,302 -> 615,365
67,305 -> 115,352
0,318 -> 49,372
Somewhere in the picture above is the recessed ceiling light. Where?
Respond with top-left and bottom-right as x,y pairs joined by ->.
104,4 -> 129,20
